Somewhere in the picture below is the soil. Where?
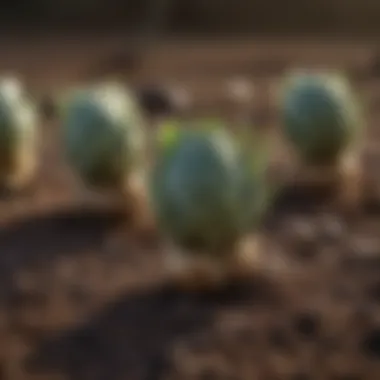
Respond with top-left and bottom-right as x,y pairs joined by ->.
0,35 -> 380,380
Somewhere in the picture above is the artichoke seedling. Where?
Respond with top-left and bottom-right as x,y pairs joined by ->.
149,119 -> 272,290
279,70 -> 365,207
0,76 -> 39,191
62,81 -> 150,222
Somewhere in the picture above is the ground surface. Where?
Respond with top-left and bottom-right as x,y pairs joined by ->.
1,35 -> 380,380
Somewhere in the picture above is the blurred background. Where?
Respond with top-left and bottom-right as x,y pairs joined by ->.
1,2 -> 380,380
1,0 -> 380,36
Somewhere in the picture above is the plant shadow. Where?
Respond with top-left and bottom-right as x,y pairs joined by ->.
0,204 -> 126,287
25,275 -> 281,380
269,181 -> 336,217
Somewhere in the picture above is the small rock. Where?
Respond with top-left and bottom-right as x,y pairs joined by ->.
167,85 -> 192,111
317,214 -> 345,243
225,77 -> 254,104
288,219 -> 317,240
342,237 -> 380,269
351,237 -> 379,258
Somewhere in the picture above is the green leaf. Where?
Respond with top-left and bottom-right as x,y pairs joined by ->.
156,118 -> 182,150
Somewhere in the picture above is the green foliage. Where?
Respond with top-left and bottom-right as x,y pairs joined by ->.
150,120 -> 271,253
0,77 -> 37,165
279,71 -> 363,165
62,81 -> 146,189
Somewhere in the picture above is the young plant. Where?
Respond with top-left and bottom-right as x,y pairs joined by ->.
62,81 -> 149,218
279,70 -> 365,207
149,119 -> 272,290
0,76 -> 39,191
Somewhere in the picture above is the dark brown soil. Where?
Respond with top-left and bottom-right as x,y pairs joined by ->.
0,35 -> 380,380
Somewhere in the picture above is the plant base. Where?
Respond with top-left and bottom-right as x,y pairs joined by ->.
0,147 -> 38,192
164,234 -> 261,291
293,150 -> 363,211
76,169 -> 154,233
121,170 -> 155,233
